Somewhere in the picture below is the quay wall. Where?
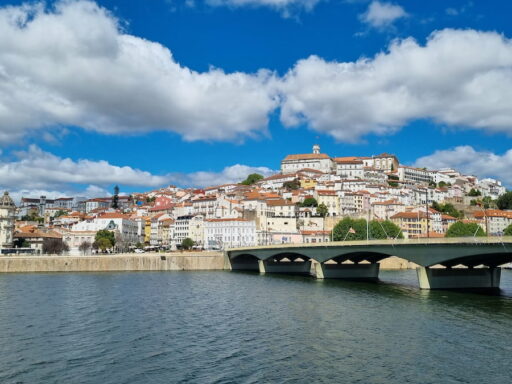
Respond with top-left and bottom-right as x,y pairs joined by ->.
0,252 -> 225,273
0,253 -> 416,273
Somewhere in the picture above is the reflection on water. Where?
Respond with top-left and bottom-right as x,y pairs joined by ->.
0,270 -> 511,383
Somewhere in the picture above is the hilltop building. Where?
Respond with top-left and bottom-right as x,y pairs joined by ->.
0,192 -> 16,253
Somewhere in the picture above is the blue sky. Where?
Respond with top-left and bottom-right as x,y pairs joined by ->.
0,0 -> 511,199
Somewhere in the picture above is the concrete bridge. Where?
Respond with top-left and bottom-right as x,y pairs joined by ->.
226,237 -> 512,290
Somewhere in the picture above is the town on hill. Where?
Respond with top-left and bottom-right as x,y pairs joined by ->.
1,145 -> 511,255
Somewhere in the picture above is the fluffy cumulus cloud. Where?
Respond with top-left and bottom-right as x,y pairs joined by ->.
0,146 -> 276,198
360,1 -> 407,29
169,164 -> 276,187
279,29 -> 512,142
0,145 -> 169,191
414,146 -> 512,186
0,0 -> 278,143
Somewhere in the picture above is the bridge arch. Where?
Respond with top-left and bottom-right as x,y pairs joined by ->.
327,251 -> 393,264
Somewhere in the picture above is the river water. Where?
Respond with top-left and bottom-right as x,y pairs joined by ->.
1,270 -> 512,383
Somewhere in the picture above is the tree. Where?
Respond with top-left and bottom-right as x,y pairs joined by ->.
240,173 -> 264,185
445,222 -> 486,238
438,181 -> 448,188
429,181 -> 437,188
95,230 -> 116,248
14,238 -> 30,248
332,217 -> 367,241
316,203 -> 328,218
181,238 -> 194,250
112,185 -> 120,209
431,201 -> 463,219
54,210 -> 67,218
43,238 -> 69,254
95,238 -> 112,252
301,197 -> 318,207
283,179 -> 300,190
379,220 -> 403,239
78,241 -> 92,255
497,191 -> 512,210
468,188 -> 481,197
504,223 -> 512,236
332,218 -> 403,241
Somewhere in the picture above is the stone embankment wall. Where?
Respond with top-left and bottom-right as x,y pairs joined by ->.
0,252 -> 225,273
0,253 -> 416,273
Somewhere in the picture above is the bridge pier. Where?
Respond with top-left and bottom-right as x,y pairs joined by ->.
259,260 -> 312,275
314,262 -> 379,281
417,266 -> 501,290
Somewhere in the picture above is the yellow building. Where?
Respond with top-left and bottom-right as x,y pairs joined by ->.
144,217 -> 151,244
390,211 -> 428,238
300,179 -> 317,189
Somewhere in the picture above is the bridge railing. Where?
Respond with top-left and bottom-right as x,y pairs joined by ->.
227,236 -> 512,252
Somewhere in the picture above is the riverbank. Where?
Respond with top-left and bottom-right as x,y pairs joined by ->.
0,253 -> 416,273
0,252 -> 225,273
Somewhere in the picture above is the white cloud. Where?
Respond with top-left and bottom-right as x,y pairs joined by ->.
205,0 -> 321,16
279,29 -> 512,142
414,146 -> 512,186
169,164 -> 276,187
0,146 -> 277,198
6,186 -> 110,204
360,1 -> 407,29
0,145 -> 170,190
0,0 -> 278,143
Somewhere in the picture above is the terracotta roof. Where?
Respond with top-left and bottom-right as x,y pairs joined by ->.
283,153 -> 330,161
391,211 -> 427,219
372,200 -> 402,206
98,213 -> 131,220
205,218 -> 251,222
474,210 -> 512,219
333,157 -> 363,164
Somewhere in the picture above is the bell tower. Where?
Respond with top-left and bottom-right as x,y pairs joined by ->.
312,144 -> 320,154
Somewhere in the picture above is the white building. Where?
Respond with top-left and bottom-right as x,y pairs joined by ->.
281,145 -> 333,174
397,166 -> 432,185
0,192 -> 16,252
72,213 -> 139,244
204,219 -> 256,249
333,158 -> 364,179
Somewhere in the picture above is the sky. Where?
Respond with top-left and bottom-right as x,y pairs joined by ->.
0,0 -> 512,200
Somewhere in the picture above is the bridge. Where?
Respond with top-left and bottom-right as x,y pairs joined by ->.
225,237 -> 512,290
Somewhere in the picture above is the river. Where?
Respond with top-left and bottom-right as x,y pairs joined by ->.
1,270 -> 511,383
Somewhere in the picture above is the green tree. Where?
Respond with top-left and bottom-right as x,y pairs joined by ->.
283,179 -> 300,190
94,238 -> 112,251
301,197 -> 318,207
316,203 -> 328,218
379,220 -> 404,239
332,217 -> 367,241
181,238 -> 194,250
95,230 -> 116,247
112,185 -> 120,209
497,191 -> 512,210
431,202 -> 463,219
240,173 -> 264,185
504,223 -> 512,236
468,188 -> 481,197
54,210 -> 67,218
445,222 -> 486,237
332,218 -> 403,241
438,181 -> 448,188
